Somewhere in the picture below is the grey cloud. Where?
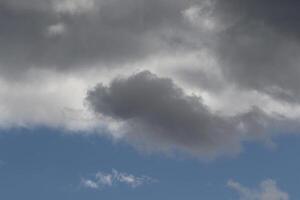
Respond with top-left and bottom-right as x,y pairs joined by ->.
86,71 -> 286,157
2,0 -> 300,157
216,0 -> 300,37
2,0 -> 300,104
0,0 -> 197,79
212,0 -> 300,102
176,67 -> 226,92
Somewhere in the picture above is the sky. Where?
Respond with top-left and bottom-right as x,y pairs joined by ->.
0,0 -> 300,199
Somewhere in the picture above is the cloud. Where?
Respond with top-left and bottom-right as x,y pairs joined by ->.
0,73 -> 103,131
211,0 -> 300,103
182,1 -> 220,32
46,23 -> 67,37
0,0 -> 193,79
81,169 -> 156,189
1,0 -> 300,158
228,179 -> 289,200
52,0 -> 97,15
86,71 -> 291,158
82,179 -> 99,189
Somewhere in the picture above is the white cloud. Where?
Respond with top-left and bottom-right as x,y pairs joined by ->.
82,179 -> 99,189
46,23 -> 67,37
182,1 -> 220,32
81,169 -> 156,189
96,172 -> 113,187
0,70 -> 102,131
228,179 -> 289,200
53,0 -> 98,15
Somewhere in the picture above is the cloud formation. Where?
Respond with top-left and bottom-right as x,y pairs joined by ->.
1,0 -> 300,158
86,71 -> 290,157
81,169 -> 156,189
86,71 -> 237,156
0,0 -> 194,79
212,0 -> 300,103
228,179 -> 289,200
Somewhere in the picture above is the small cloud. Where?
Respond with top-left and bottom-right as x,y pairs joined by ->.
182,1 -> 217,31
95,172 -> 113,187
81,169 -> 157,190
227,179 -> 289,200
46,23 -> 67,37
81,179 -> 99,189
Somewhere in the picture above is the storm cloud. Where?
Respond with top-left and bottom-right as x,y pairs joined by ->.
0,0 -> 196,79
86,71 -> 288,157
213,0 -> 300,102
1,0 -> 300,157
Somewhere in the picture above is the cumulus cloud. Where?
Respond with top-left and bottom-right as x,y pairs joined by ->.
81,169 -> 156,189
1,0 -> 300,158
86,71 -> 291,157
228,179 -> 289,200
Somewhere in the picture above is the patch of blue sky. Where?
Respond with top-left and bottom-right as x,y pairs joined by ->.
0,127 -> 298,200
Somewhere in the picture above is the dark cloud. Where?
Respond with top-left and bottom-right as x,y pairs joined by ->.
2,0 -> 300,101
0,0 -> 196,79
213,0 -> 300,102
86,71 -> 287,157
216,0 -> 300,37
1,0 -> 300,157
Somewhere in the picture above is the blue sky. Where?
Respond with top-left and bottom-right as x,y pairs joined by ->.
0,127 -> 297,199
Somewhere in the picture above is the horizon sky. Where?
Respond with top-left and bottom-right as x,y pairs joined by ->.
0,0 -> 300,199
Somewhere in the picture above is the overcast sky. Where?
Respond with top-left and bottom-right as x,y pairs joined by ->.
0,0 -> 300,199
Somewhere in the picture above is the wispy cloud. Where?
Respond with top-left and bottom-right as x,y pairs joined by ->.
81,169 -> 157,189
228,179 -> 289,200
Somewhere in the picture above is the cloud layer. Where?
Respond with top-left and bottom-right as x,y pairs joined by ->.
1,0 -> 300,158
